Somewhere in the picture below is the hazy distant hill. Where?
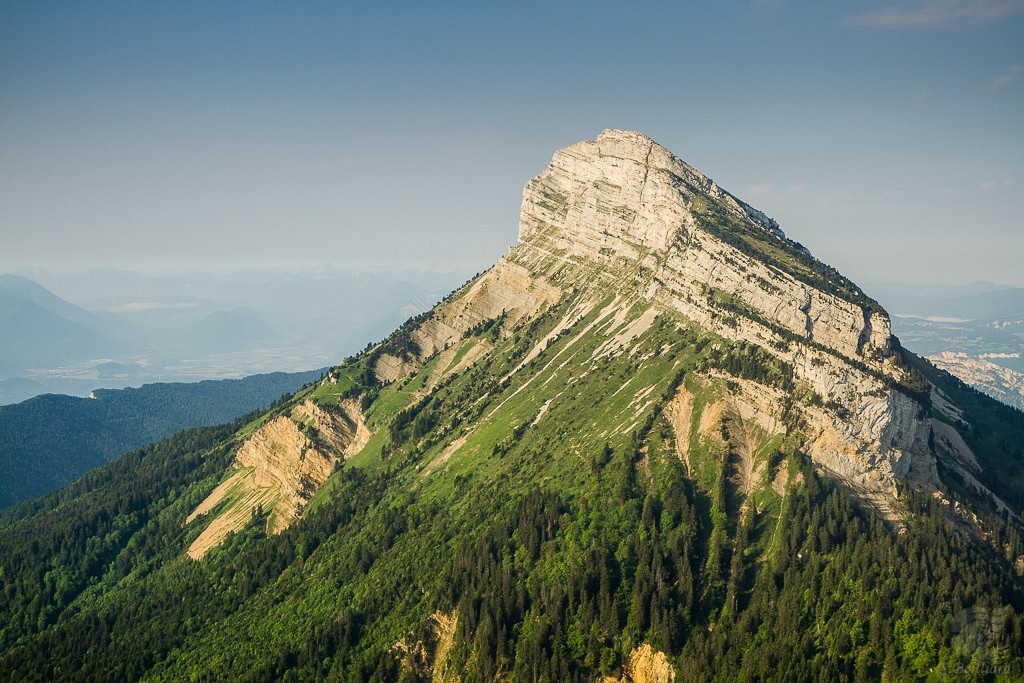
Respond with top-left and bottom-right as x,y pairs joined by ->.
0,378 -> 49,405
0,274 -> 121,374
0,273 -> 99,322
917,286 -> 1024,323
0,369 -> 323,508
1,268 -> 469,404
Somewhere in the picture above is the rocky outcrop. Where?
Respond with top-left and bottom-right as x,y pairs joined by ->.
185,392 -> 370,559
392,611 -> 459,683
371,260 -> 561,385
414,260 -> 561,357
929,352 -> 1024,410
603,644 -> 675,683
504,130 -> 941,506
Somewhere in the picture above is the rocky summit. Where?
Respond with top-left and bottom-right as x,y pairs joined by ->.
514,130 -> 938,505
2,131 -> 1023,682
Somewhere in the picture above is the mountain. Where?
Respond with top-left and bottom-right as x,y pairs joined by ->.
0,273 -> 102,323
1,267 -> 470,404
0,369 -> 324,509
0,377 -> 50,405
1,130 -> 1022,681
919,287 -> 1024,324
867,281 -> 1018,316
0,274 -> 122,374
868,281 -> 1024,408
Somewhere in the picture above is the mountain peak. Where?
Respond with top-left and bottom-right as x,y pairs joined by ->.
7,130 -> 1023,681
187,130 -> 990,553
514,131 -> 885,361
500,131 -> 948,508
518,130 -> 782,259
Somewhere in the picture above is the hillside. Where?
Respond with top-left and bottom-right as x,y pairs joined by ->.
0,131 -> 1022,681
928,353 -> 1024,411
0,369 -> 323,508
0,274 -> 121,378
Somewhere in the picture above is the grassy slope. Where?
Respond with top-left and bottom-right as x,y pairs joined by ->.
142,294 -> 789,678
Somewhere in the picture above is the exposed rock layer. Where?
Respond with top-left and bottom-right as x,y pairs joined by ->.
603,644 -> 676,683
185,397 -> 369,558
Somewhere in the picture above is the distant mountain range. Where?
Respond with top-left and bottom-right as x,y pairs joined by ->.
8,269 -> 1019,409
0,274 -> 122,377
0,267 -> 469,404
868,281 -> 1024,408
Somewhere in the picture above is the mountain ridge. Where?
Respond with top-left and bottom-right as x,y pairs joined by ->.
366,131 -> 942,511
1,130 -> 1022,681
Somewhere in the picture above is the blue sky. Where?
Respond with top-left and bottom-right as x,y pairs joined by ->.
1,1 -> 1022,285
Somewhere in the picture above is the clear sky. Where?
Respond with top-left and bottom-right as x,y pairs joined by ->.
2,1 -> 1022,285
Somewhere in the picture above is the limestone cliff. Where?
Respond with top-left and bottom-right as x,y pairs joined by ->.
513,130 -> 892,369
518,131 -> 957,506
374,130 -> 978,513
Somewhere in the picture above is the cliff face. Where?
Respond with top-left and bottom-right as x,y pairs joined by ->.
531,132 -> 944,504
519,130 -> 778,256
185,397 -> 369,558
515,129 -> 892,366
392,130 -> 953,510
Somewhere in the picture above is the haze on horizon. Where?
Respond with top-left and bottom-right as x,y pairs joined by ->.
2,1 -> 1022,286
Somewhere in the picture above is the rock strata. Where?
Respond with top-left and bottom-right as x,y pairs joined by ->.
185,395 -> 369,558
505,130 -> 944,506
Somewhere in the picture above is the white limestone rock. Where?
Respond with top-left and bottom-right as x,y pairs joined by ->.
511,129 -> 942,504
